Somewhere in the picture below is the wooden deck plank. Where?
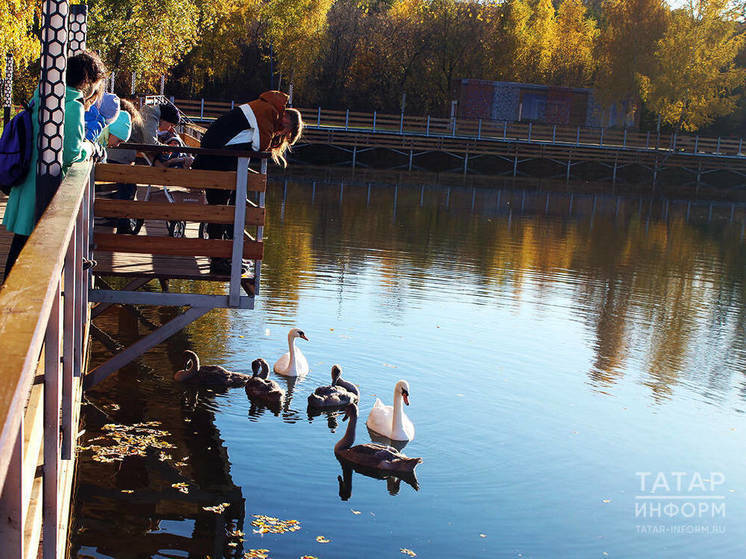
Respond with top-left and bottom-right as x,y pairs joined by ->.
94,164 -> 267,192
93,233 -> 263,259
94,199 -> 265,225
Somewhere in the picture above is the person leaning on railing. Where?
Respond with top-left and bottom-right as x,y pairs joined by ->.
191,90 -> 303,275
2,50 -> 108,279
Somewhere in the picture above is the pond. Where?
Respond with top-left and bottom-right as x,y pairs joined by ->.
72,171 -> 746,559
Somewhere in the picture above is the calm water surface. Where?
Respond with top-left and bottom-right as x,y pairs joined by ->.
72,173 -> 746,559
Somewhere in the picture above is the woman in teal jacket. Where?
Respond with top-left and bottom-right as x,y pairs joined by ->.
3,51 -> 107,278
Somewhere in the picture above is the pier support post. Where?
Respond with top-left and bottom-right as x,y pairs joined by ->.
408,150 -> 413,171
0,428 -> 23,558
513,152 -> 519,177
566,156 -> 572,181
352,145 -> 357,169
464,151 -> 469,175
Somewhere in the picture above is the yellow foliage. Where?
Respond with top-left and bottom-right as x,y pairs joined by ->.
0,0 -> 40,77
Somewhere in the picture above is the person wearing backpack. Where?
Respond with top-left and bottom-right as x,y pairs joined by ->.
2,50 -> 108,279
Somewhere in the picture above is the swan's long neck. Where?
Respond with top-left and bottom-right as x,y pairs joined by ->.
287,332 -> 297,369
335,410 -> 357,452
392,386 -> 404,434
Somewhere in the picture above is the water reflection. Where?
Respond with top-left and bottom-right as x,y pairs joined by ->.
263,171 -> 745,405
307,406 -> 342,431
72,373 -> 246,558
74,168 -> 746,559
336,460 -> 420,501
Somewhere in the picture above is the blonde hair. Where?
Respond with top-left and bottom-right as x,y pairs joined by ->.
270,108 -> 304,168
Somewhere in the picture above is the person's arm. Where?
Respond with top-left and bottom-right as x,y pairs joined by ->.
84,105 -> 107,141
141,105 -> 161,145
65,99 -> 93,166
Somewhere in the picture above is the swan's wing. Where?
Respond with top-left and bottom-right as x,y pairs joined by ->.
294,348 -> 309,374
351,443 -> 402,461
273,352 -> 290,374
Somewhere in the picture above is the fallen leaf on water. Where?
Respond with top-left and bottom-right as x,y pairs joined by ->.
350,509 -> 361,515
120,489 -> 134,494
300,556 -> 319,559
602,499 -> 611,503
383,363 -> 397,368
203,503 -> 230,514
245,550 -> 270,559
251,515 -> 301,534
401,549 -> 417,557
239,335 -> 244,338
479,534 -> 486,538
316,536 -> 330,543
171,482 -> 189,494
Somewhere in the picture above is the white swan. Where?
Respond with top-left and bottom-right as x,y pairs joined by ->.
366,380 -> 415,442
273,327 -> 309,377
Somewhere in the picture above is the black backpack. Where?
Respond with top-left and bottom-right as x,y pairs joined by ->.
0,100 -> 35,195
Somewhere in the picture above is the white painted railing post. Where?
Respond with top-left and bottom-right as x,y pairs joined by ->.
61,225 -> 77,460
738,138 -> 742,155
694,136 -> 699,153
400,112 -> 404,133
200,98 -> 204,119
576,127 -> 580,146
426,115 -> 430,136
528,122 -> 532,142
373,111 -> 376,131
623,128 -> 627,148
600,127 -> 604,146
229,157 -> 249,308
43,279 -> 62,559
254,159 -> 267,297
716,136 -> 721,154
345,109 -> 349,130
317,107 -> 321,126
552,125 -> 556,144
478,119 -> 482,139
503,121 -> 507,140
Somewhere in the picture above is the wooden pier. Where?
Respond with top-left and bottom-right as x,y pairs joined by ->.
175,98 -> 746,187
0,145 -> 269,558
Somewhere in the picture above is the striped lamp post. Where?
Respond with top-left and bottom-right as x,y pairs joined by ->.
2,54 -> 12,126
35,0 -> 69,223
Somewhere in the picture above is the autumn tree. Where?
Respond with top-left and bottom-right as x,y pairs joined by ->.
261,0 -> 334,94
638,0 -> 745,131
1,0 -> 40,78
551,0 -> 599,87
595,0 -> 669,114
87,0 -> 201,90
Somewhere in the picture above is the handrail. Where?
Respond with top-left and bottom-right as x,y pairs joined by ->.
0,159 -> 92,557
171,98 -> 745,158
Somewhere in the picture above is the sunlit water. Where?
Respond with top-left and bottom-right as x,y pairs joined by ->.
72,173 -> 746,559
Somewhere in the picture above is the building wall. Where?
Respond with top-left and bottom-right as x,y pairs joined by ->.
458,79 -> 635,128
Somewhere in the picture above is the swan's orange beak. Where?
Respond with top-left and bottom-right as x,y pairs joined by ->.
402,392 -> 410,406
299,332 -> 309,341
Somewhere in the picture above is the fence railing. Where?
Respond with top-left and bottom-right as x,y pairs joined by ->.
172,98 -> 745,158
0,160 -> 93,558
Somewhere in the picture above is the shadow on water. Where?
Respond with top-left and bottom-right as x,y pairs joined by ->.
71,307 -> 249,559
336,460 -> 420,501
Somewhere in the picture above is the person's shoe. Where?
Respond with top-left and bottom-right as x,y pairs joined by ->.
82,258 -> 97,270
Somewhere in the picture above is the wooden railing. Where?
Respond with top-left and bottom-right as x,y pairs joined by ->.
0,160 -> 93,559
172,98 -> 745,158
